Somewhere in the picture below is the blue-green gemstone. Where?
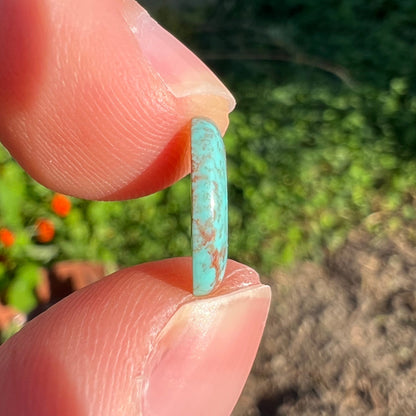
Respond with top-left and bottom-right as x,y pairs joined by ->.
191,118 -> 228,296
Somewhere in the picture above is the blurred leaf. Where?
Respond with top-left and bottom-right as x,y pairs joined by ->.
25,244 -> 59,263
0,162 -> 26,228
6,264 -> 40,313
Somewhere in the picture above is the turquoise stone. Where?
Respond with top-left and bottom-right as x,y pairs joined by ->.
191,118 -> 228,296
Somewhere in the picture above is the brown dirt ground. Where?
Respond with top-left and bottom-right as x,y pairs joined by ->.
233,228 -> 416,416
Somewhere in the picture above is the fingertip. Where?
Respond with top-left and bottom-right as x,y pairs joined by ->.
0,0 -> 234,200
0,259 -> 269,416
144,285 -> 270,416
0,0 -> 47,112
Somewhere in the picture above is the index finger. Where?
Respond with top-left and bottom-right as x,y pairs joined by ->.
0,0 -> 235,200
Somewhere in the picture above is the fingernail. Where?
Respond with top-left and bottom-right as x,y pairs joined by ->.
143,285 -> 271,416
121,1 -> 235,112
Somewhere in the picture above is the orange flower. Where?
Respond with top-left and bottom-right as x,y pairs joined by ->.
51,193 -> 71,217
0,228 -> 15,248
36,219 -> 55,243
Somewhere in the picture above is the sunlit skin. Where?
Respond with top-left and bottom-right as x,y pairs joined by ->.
0,0 -> 234,200
0,0 -> 271,415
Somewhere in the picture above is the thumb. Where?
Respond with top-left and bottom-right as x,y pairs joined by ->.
0,259 -> 270,416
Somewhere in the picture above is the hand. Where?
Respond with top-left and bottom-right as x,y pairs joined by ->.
0,0 -> 271,415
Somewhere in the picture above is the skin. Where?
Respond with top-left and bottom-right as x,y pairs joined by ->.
0,0 -> 271,415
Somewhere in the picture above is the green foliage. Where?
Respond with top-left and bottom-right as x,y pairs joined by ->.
6,264 -> 40,313
0,145 -> 193,316
225,79 -> 416,271
0,147 -> 119,313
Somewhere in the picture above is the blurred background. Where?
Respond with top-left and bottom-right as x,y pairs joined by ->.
2,0 -> 416,414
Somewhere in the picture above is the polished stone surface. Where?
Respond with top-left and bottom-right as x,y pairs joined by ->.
191,118 -> 228,296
